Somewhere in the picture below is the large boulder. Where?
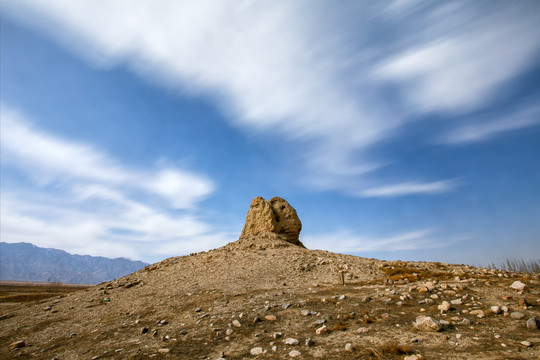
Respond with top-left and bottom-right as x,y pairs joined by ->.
240,196 -> 303,246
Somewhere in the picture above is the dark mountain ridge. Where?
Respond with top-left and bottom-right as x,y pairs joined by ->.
0,242 -> 148,284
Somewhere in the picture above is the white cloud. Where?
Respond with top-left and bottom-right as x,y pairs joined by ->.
1,1 -> 538,197
302,228 -> 463,254
0,191 -> 234,260
0,105 -> 214,209
439,105 -> 540,144
0,104 -> 228,261
0,0 -> 400,192
375,4 -> 540,113
359,180 -> 459,198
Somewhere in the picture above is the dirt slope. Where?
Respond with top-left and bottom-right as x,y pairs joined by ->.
1,235 -> 539,359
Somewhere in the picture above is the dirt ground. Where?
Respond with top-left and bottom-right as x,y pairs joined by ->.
1,241 -> 539,359
0,281 -> 91,304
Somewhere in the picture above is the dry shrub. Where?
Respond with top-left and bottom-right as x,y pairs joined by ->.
361,342 -> 413,359
380,342 -> 413,355
332,321 -> 347,331
381,264 -> 455,282
359,314 -> 375,324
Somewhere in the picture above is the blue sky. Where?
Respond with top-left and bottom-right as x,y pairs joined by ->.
1,1 -> 539,265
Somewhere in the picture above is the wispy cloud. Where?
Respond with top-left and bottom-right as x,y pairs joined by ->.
439,105 -> 540,144
1,1 -> 538,197
0,104 -> 230,261
375,2 -> 540,113
359,179 -> 459,198
302,228 -> 465,254
1,105 -> 214,209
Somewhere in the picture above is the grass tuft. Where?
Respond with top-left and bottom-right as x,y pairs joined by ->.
488,258 -> 540,273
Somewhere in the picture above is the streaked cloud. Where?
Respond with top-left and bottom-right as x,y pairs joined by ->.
439,105 -> 540,144
359,180 -> 459,198
0,104 -> 229,260
303,228 -> 465,254
1,1 -> 538,199
1,104 -> 214,209
375,2 -> 540,113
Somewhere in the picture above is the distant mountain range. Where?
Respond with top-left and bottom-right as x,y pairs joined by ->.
0,242 -> 149,284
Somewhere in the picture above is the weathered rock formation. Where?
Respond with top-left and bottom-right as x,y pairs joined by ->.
239,196 -> 304,248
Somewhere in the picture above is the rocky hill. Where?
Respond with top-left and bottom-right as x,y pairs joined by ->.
0,242 -> 148,284
1,197 -> 539,359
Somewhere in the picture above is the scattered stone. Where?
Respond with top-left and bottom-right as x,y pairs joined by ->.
157,319 -> 168,325
232,320 -> 241,327
8,341 -> 25,351
158,348 -> 170,354
273,332 -> 283,339
413,316 -> 442,332
315,325 -> 328,335
404,355 -> 423,360
339,295 -> 346,300
511,312 -> 525,320
456,334 -> 462,339
283,338 -> 299,345
305,338 -> 314,346
301,309 -> 310,316
344,343 -> 353,351
521,341 -> 532,347
510,281 -> 527,291
357,327 -> 369,333
451,299 -> 463,305
470,310 -> 485,317
490,306 -> 501,315
527,317 -> 540,330
438,301 -> 452,312
225,329 -> 233,336
194,307 -> 202,312
289,350 -> 301,357
250,347 -> 263,356
253,315 -> 261,324
282,303 -> 291,309
265,315 -> 277,321
70,333 -> 77,338
439,319 -> 450,328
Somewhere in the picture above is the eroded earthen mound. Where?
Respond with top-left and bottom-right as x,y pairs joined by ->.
238,196 -> 304,248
